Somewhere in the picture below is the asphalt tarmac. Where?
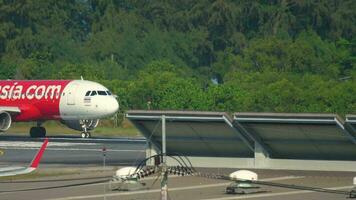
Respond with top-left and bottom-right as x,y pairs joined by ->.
0,167 -> 354,200
0,135 -> 147,166
0,134 -> 355,200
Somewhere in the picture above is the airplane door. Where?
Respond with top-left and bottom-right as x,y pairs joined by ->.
67,84 -> 78,105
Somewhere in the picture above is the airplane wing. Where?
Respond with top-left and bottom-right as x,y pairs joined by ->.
0,168 -> 27,177
29,138 -> 49,168
0,166 -> 27,172
0,138 -> 49,177
0,106 -> 21,113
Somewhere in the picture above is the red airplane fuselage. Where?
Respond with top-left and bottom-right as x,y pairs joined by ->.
0,80 -> 71,121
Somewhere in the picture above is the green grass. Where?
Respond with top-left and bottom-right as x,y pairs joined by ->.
7,119 -> 142,138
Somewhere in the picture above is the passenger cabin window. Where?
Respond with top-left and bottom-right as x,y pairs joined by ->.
98,91 -> 107,95
85,91 -> 91,96
90,91 -> 97,96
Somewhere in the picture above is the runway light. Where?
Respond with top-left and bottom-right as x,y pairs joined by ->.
229,170 -> 258,181
115,166 -> 138,179
226,170 -> 260,194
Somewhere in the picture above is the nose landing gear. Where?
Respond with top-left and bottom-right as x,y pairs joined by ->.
81,132 -> 91,138
80,120 -> 92,138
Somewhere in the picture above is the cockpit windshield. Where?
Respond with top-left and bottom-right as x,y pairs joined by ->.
98,91 -> 107,95
90,91 -> 97,96
86,90 -> 111,96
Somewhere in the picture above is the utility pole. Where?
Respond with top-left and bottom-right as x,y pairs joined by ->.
161,115 -> 168,200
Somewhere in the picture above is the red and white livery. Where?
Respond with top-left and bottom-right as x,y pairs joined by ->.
0,80 -> 119,138
0,138 -> 49,177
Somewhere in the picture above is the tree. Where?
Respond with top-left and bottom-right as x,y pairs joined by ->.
0,1 -> 354,114
0,62 -> 16,79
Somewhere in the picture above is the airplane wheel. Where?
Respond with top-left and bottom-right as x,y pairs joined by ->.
30,127 -> 38,138
81,132 -> 91,138
39,127 -> 46,137
30,127 -> 46,138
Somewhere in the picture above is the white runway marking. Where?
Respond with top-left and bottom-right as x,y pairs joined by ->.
201,185 -> 353,200
0,141 -> 96,148
49,137 -> 146,142
0,140 -> 145,152
0,137 -> 145,149
46,148 -> 145,152
0,147 -> 145,152
72,175 -> 303,189
47,176 -> 304,200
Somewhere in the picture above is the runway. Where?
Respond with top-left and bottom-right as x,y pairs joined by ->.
0,135 -> 355,200
0,135 -> 147,166
0,167 -> 354,200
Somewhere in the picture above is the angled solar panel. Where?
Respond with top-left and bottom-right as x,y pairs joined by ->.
345,115 -> 356,137
126,110 -> 254,157
234,113 -> 356,161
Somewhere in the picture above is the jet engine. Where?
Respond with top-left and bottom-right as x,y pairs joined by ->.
0,111 -> 12,132
61,119 -> 99,131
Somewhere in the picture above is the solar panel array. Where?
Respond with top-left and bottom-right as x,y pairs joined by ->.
345,114 -> 356,139
234,113 -> 356,160
126,111 -> 253,157
127,111 -> 356,161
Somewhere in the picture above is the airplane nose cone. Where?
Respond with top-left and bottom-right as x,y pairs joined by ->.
108,97 -> 119,115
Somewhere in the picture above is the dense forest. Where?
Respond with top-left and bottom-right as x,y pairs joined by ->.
0,0 -> 355,115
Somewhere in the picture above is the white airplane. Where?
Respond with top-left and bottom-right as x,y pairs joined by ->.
0,80 -> 119,138
0,138 -> 48,177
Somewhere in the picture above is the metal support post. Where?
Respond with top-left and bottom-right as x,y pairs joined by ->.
161,115 -> 168,200
102,146 -> 107,200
